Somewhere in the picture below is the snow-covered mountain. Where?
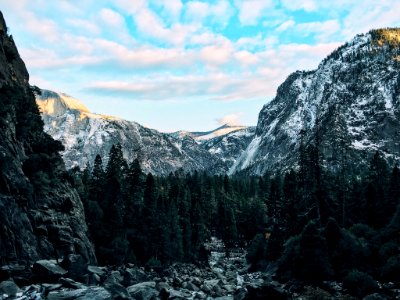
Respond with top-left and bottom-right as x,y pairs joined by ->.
231,29 -> 400,175
36,90 -> 254,175
172,124 -> 249,142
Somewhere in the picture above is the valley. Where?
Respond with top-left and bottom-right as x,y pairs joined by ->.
0,8 -> 400,300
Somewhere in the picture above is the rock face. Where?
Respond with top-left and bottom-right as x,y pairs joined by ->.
232,29 -> 400,175
36,90 -> 255,175
0,12 -> 95,264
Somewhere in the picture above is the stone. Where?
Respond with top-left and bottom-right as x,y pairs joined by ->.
104,281 -> 130,299
0,280 -> 20,296
42,283 -> 63,292
33,260 -> 68,282
168,288 -> 192,299
363,294 -> 388,300
191,277 -> 202,287
223,284 -> 235,293
193,291 -> 207,299
59,277 -> 86,289
203,279 -> 219,290
87,265 -> 105,276
122,267 -> 149,286
155,281 -> 170,291
244,283 -> 288,300
185,281 -> 199,292
60,254 -> 88,282
47,286 -> 112,300
127,281 -> 157,300
212,285 -> 226,297
233,287 -> 247,300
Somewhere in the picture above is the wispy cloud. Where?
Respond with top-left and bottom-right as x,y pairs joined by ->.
217,113 -> 243,126
1,0 -> 399,131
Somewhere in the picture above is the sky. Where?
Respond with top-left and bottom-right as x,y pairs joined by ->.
1,1 -> 400,132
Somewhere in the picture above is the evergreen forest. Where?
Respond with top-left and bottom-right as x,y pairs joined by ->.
69,142 -> 400,297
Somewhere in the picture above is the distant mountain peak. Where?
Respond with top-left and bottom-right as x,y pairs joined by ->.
37,89 -> 120,121
35,89 -> 255,174
172,124 -> 249,142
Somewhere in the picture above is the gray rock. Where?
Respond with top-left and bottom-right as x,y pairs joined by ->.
43,283 -> 63,292
127,281 -> 157,300
223,284 -> 235,293
123,268 -> 150,286
104,281 -> 130,299
104,270 -> 124,289
203,279 -> 219,290
193,291 -> 207,299
87,265 -> 106,277
244,282 -> 288,300
185,281 -> 199,292
167,288 -> 192,299
213,285 -> 226,297
33,260 -> 68,282
47,286 -> 112,300
0,280 -> 20,296
59,277 -> 86,289
363,294 -> 388,300
233,287 -> 247,300
155,281 -> 170,291
60,254 -> 88,282
191,277 -> 202,287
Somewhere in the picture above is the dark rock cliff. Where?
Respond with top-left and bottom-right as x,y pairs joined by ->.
0,12 -> 95,264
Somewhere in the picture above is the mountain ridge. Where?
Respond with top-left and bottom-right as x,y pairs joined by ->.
232,29 -> 400,175
36,90 -> 255,175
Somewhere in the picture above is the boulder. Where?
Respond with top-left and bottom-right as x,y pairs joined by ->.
104,281 -> 130,299
191,277 -> 202,287
185,281 -> 199,292
0,280 -> 20,297
60,254 -> 88,282
155,281 -> 170,291
193,291 -> 207,299
244,282 -> 288,300
59,277 -> 86,289
167,288 -> 193,299
87,265 -> 106,277
33,260 -> 68,282
42,283 -> 63,292
203,279 -> 219,290
127,281 -> 157,300
105,271 -> 123,285
212,284 -> 226,297
0,264 -> 31,285
122,267 -> 149,286
47,286 -> 112,300
233,287 -> 247,300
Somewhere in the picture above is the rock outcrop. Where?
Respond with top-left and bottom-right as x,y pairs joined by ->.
0,11 -> 95,265
232,29 -> 400,175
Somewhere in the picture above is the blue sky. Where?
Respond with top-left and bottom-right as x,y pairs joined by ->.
1,0 -> 400,132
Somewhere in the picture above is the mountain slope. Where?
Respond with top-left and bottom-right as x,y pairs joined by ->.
172,124 -> 249,142
0,12 -> 95,264
232,29 -> 400,175
36,91 -> 254,174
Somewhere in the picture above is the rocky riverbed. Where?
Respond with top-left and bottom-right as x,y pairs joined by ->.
2,237 -> 397,299
0,237 -> 287,300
